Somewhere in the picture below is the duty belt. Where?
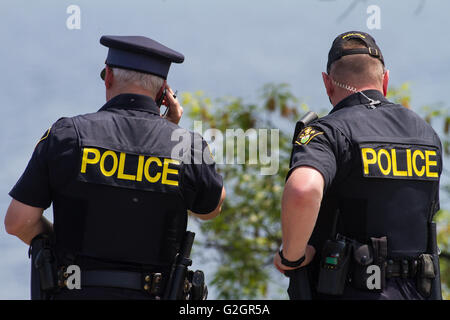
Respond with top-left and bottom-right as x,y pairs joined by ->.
385,258 -> 420,279
58,268 -> 165,297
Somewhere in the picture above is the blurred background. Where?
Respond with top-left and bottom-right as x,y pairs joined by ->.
0,0 -> 449,299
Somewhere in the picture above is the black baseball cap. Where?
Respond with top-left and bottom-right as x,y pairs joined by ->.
327,31 -> 384,73
100,35 -> 184,80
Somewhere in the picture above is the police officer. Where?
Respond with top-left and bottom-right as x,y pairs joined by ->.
274,31 -> 442,300
5,35 -> 226,299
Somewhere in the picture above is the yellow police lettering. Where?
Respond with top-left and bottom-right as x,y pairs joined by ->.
425,150 -> 439,178
377,149 -> 391,175
361,148 -> 377,174
412,150 -> 425,177
80,147 -> 181,187
136,155 -> 145,182
81,148 -> 100,173
144,157 -> 162,183
117,152 -> 136,181
391,149 -> 407,177
162,159 -> 180,186
406,149 -> 413,176
100,150 -> 118,177
360,145 -> 439,180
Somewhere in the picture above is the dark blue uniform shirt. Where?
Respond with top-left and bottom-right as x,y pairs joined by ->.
289,90 -> 442,299
10,94 -> 223,271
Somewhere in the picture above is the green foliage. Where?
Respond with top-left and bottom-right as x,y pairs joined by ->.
386,82 -> 412,109
181,85 -> 296,299
435,210 -> 450,299
420,99 -> 450,299
181,83 -> 450,299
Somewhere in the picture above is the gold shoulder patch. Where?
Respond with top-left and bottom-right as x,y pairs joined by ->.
295,126 -> 323,146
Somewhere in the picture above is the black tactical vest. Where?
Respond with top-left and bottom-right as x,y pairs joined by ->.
309,93 -> 442,259
50,95 -> 192,268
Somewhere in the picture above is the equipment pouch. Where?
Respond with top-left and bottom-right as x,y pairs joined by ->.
417,254 -> 436,298
370,236 -> 387,290
350,243 -> 374,290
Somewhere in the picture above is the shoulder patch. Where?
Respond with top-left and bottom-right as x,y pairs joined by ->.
295,126 -> 324,146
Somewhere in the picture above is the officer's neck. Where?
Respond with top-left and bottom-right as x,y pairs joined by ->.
331,86 -> 383,107
106,85 -> 156,102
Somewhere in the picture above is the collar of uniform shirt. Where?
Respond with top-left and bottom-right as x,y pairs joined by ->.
98,93 -> 160,115
330,89 -> 390,114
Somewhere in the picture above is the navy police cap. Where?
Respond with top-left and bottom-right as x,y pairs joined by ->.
327,31 -> 384,73
100,35 -> 184,80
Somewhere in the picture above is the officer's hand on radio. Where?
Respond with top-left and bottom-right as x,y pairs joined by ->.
162,84 -> 183,125
274,245 -> 316,274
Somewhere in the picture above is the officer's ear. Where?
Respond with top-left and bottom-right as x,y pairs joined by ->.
382,69 -> 389,97
104,66 -> 114,89
322,72 -> 334,98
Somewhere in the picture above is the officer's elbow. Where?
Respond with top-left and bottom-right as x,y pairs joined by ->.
4,217 -> 15,236
193,208 -> 221,221
5,208 -> 21,236
4,199 -> 43,237
284,167 -> 324,206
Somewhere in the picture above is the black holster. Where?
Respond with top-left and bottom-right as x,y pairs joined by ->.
187,270 -> 208,300
285,266 -> 312,300
351,236 -> 387,292
421,222 -> 442,299
163,231 -> 209,300
29,233 -> 58,300
350,242 -> 375,290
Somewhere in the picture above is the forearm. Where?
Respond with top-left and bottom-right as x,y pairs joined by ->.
281,192 -> 321,260
14,216 -> 53,245
5,199 -> 53,245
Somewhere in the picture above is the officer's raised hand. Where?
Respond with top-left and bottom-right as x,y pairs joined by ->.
161,83 -> 183,125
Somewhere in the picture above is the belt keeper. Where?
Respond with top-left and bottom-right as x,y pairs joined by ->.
143,273 -> 162,296
150,273 -> 162,295
410,260 -> 418,277
386,260 -> 394,279
57,266 -> 68,288
143,274 -> 151,292
401,260 -> 409,279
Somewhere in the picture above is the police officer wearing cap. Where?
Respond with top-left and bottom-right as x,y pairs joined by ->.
274,31 -> 442,300
5,35 -> 226,299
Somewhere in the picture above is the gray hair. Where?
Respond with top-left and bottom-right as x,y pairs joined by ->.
111,67 -> 164,96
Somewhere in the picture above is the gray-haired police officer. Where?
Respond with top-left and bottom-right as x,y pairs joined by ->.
274,31 -> 442,300
5,35 -> 226,299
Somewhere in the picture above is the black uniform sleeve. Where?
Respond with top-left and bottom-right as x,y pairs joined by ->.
288,120 -> 352,191
181,134 -> 223,214
9,127 -> 52,208
9,118 -> 78,209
